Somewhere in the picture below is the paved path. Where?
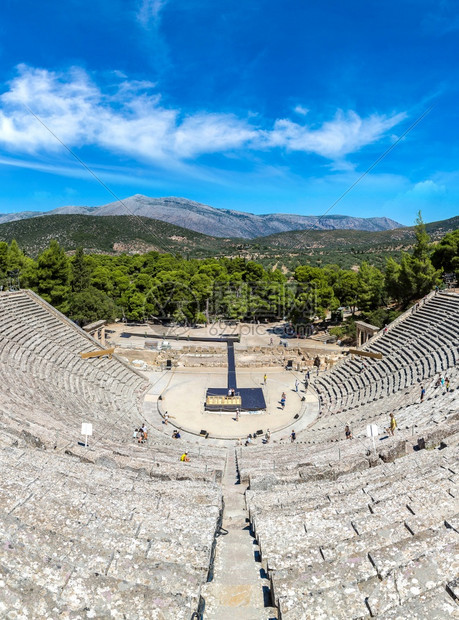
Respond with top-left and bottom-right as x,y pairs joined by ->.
202,450 -> 278,619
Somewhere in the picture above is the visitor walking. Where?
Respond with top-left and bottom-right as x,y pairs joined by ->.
295,379 -> 299,393
420,385 -> 426,402
345,425 -> 353,440
290,429 -> 296,442
263,373 -> 267,385
388,413 -> 397,436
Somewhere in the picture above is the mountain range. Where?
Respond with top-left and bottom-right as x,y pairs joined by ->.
0,195 -> 402,239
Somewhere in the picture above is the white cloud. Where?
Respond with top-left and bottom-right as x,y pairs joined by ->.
259,109 -> 407,158
408,179 -> 446,198
0,65 -> 406,168
382,178 -> 449,222
293,104 -> 309,116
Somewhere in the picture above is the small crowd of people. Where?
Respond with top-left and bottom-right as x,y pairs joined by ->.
434,375 -> 450,391
244,429 -> 272,446
133,423 -> 148,443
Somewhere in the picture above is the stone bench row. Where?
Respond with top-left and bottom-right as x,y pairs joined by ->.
245,445 -> 458,619
0,443 -> 223,619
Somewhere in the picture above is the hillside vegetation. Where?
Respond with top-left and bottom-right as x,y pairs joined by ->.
0,214 -> 238,257
0,215 -> 455,349
0,213 -> 456,271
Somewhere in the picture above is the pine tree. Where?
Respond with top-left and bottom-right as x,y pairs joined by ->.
36,240 -> 71,313
71,247 -> 92,293
7,239 -> 25,271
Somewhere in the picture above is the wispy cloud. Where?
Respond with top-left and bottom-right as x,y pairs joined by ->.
0,65 -> 406,170
260,110 -> 407,159
136,0 -> 168,29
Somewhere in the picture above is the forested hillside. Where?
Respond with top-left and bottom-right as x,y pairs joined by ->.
0,213 -> 457,272
1,217 -> 455,337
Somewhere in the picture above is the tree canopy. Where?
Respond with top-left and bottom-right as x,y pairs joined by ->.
0,219 -> 456,326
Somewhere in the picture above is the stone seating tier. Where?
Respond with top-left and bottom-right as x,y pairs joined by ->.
0,441 -> 223,619
244,445 -> 458,619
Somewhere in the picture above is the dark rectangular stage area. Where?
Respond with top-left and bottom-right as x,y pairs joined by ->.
205,388 -> 266,411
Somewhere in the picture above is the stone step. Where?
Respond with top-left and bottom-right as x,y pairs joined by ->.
366,540 -> 459,617
204,604 -> 278,620
379,586 -> 459,619
368,527 -> 456,578
277,581 -> 368,620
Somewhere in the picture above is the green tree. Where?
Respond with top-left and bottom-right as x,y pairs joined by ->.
7,239 -> 25,271
384,213 -> 441,304
356,262 -> 384,312
431,229 -> 459,277
71,247 -> 92,293
69,287 -> 120,325
0,242 -> 8,281
412,211 -> 430,261
334,270 -> 359,313
36,240 -> 71,313
384,256 -> 402,301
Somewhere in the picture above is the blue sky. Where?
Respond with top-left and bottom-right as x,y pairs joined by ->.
0,0 -> 458,225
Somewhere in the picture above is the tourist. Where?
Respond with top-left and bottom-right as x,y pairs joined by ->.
132,428 -> 138,441
388,413 -> 397,436
163,411 -> 169,425
420,385 -> 426,402
245,435 -> 253,446
263,373 -> 267,385
295,379 -> 299,392
235,408 -> 240,421
269,337 -> 273,346
345,425 -> 352,440
180,452 -> 190,462
290,430 -> 296,442
172,429 -> 181,439
265,429 -> 271,443
445,377 -> 450,391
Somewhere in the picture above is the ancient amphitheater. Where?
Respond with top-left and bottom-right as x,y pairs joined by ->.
0,288 -> 458,619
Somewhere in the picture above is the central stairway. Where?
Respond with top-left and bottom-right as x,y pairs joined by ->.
202,450 -> 278,619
